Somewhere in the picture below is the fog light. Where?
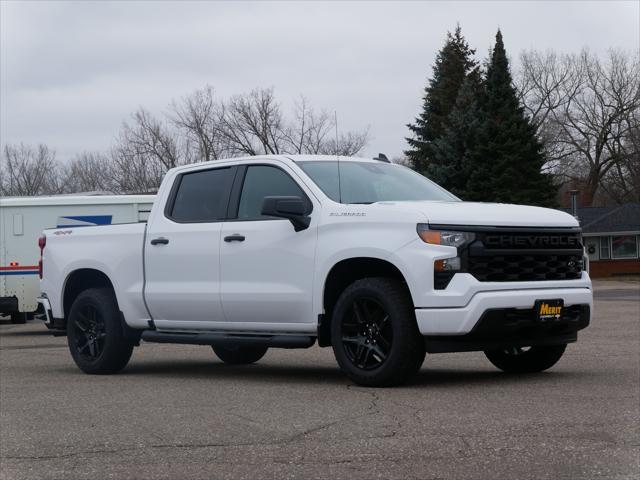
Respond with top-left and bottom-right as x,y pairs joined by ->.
434,257 -> 461,271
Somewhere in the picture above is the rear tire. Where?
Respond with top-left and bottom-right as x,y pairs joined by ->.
67,288 -> 134,374
331,277 -> 425,387
10,312 -> 27,324
212,345 -> 268,365
484,344 -> 567,373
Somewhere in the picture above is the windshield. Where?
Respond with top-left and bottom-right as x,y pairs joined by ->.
296,161 -> 459,204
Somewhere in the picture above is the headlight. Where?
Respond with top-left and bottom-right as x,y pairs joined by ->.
416,224 -> 475,247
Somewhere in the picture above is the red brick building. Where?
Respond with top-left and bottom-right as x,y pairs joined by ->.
566,204 -> 640,278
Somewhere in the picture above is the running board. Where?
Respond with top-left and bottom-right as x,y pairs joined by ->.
141,331 -> 316,349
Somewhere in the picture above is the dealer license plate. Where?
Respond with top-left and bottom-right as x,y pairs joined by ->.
534,299 -> 564,322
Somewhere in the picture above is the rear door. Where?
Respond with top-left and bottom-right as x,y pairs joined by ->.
144,165 -> 236,325
220,163 -> 318,327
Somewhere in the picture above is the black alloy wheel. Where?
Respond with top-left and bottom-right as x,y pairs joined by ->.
72,304 -> 107,361
331,277 -> 426,387
67,288 -> 134,374
341,297 -> 393,371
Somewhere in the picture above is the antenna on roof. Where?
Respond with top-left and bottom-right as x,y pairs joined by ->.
374,153 -> 390,163
335,111 -> 342,203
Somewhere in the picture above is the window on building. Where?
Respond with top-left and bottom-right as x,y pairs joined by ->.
611,235 -> 638,259
600,236 -> 611,260
585,237 -> 599,261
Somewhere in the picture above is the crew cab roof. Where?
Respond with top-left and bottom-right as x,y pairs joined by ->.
284,155 -> 381,163
167,155 -> 386,175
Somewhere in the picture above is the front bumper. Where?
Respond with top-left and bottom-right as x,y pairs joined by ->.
423,304 -> 590,353
415,286 -> 593,336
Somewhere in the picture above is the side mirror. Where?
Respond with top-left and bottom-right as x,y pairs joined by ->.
261,196 -> 311,232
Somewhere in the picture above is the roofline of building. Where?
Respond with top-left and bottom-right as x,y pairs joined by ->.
581,203 -> 624,229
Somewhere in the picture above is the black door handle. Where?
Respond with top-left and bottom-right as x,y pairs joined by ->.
224,234 -> 245,242
150,237 -> 169,245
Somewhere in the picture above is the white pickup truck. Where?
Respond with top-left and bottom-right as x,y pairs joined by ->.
38,155 -> 592,386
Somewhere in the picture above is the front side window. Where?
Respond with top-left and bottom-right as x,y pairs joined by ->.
296,161 -> 459,204
169,167 -> 234,222
237,165 -> 306,220
611,235 -> 638,259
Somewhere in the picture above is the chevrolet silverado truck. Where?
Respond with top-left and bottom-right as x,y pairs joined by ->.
37,155 -> 592,387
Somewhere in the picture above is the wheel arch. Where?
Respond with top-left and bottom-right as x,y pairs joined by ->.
62,268 -> 141,343
62,268 -> 117,320
319,257 -> 412,347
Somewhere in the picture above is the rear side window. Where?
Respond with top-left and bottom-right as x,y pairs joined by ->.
237,165 -> 306,220
169,167 -> 234,222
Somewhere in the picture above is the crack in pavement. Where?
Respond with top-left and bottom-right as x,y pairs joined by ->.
5,431 -> 631,464
4,384 -> 394,463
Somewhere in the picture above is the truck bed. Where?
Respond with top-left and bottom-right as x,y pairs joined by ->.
40,223 -> 150,328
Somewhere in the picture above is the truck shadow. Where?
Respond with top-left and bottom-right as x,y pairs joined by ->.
117,360 -> 584,388
0,328 -> 55,337
411,368 -> 585,387
122,360 -> 345,385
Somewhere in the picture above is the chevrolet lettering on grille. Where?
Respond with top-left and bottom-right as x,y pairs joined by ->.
484,235 -> 581,248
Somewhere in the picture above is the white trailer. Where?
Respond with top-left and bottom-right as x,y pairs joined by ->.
0,195 -> 154,323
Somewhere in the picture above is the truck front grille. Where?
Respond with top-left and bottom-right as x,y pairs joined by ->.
468,253 -> 583,282
465,228 -> 584,283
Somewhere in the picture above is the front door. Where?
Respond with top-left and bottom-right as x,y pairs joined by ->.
220,164 -> 318,328
144,165 -> 236,326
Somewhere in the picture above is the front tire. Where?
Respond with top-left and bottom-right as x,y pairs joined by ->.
484,344 -> 567,373
67,288 -> 134,374
212,345 -> 268,365
331,277 -> 425,387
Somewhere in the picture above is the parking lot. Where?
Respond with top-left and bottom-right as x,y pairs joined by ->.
1,280 -> 638,480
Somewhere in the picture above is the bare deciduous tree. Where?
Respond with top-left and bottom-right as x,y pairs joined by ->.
109,139 -> 165,194
114,87 -> 369,178
0,143 -> 62,196
518,49 -> 640,205
169,86 -> 228,162
282,96 -> 370,156
219,88 -> 285,156
320,130 -> 371,156
61,152 -> 116,193
600,121 -> 640,203
119,108 -> 182,170
3,86 -> 370,196
281,96 -> 332,154
215,88 -> 370,157
109,108 -> 186,192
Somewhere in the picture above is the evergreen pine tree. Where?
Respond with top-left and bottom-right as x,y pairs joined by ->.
465,30 -> 556,207
429,68 -> 484,197
405,25 -> 476,175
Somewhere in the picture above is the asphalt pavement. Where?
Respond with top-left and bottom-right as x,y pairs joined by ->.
1,280 -> 638,479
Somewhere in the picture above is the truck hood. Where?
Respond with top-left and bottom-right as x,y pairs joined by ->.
375,201 -> 579,228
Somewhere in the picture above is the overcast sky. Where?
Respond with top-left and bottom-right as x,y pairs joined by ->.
1,0 -> 638,162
